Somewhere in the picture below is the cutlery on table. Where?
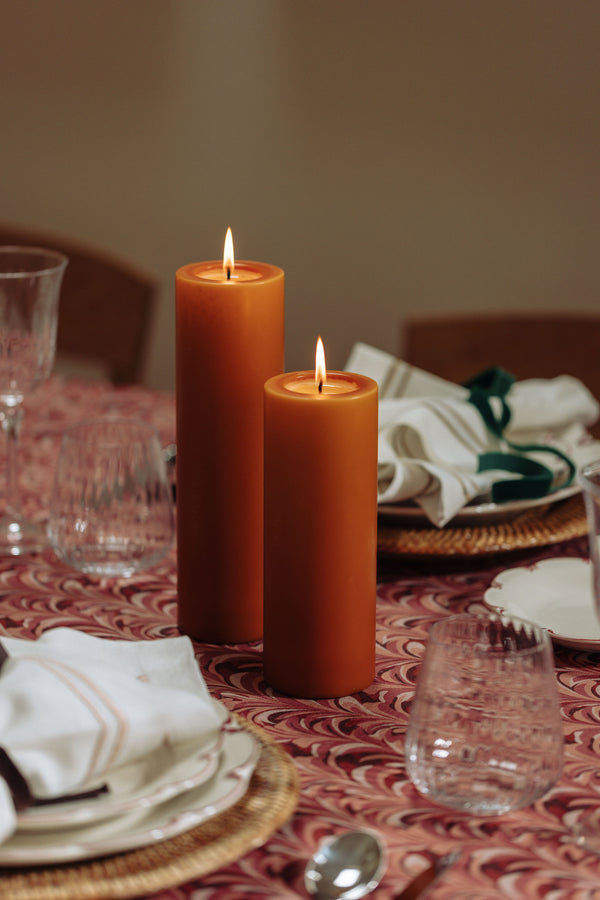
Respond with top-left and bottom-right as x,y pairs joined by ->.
304,829 -> 457,900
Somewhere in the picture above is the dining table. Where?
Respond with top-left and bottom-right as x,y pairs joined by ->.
2,373 -> 600,900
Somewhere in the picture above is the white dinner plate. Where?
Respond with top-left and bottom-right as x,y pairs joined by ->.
378,483 -> 580,526
0,704 -> 258,865
17,703 -> 227,831
484,557 -> 600,650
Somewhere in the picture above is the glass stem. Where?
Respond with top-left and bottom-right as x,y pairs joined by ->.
1,405 -> 24,522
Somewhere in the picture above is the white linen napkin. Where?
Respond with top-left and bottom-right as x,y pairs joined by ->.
0,628 -> 221,845
346,342 -> 600,526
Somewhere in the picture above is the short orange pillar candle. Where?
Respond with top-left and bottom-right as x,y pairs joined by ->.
263,338 -> 378,697
176,230 -> 284,642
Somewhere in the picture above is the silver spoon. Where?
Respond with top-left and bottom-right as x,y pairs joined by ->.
304,830 -> 386,899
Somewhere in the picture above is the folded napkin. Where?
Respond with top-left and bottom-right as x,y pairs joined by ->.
0,628 -> 221,845
345,343 -> 600,526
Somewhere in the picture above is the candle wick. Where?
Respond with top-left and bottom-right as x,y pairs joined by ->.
318,379 -> 323,394
227,267 -> 231,280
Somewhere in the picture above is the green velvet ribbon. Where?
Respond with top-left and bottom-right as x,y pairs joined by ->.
464,367 -> 576,503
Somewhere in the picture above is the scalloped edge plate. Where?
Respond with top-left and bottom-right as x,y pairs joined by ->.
484,557 -> 600,650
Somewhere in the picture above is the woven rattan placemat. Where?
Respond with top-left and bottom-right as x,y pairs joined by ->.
377,494 -> 588,557
1,715 -> 299,900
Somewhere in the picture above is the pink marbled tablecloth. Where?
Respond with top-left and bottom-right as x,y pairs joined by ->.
2,376 -> 600,899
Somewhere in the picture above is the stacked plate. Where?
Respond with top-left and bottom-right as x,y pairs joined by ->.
378,483 -> 580,526
0,700 -> 258,866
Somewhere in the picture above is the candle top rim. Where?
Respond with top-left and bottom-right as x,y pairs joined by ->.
176,260 -> 284,284
266,370 -> 378,399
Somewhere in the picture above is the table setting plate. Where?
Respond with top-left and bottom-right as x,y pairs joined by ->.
0,702 -> 257,866
484,556 -> 600,650
377,483 -> 580,526
17,707 -> 226,831
0,712 -> 299,900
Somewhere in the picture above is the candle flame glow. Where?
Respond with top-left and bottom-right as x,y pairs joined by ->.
223,227 -> 234,277
315,336 -> 326,392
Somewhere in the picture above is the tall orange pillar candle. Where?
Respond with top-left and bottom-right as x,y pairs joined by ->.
176,229 -> 284,642
263,338 -> 378,697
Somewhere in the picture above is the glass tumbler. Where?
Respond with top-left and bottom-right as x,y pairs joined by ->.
405,613 -> 563,816
579,460 -> 600,618
48,419 -> 174,577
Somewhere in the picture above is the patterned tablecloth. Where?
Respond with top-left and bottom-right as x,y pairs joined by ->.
3,376 -> 600,899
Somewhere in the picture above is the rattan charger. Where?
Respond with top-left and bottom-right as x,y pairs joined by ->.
377,494 -> 588,557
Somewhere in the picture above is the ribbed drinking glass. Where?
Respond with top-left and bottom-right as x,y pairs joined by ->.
406,612 -> 563,815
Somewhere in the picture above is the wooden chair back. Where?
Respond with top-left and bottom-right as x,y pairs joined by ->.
0,223 -> 157,384
401,312 -> 600,436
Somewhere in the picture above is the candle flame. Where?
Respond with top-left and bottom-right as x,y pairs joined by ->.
315,336 -> 326,392
223,227 -> 234,277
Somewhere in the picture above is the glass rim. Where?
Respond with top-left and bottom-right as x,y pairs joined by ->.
0,245 -> 68,278
578,460 -> 600,496
60,417 -> 160,446
428,611 -> 550,653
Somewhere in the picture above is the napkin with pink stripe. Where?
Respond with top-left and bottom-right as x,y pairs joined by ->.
0,629 -> 221,845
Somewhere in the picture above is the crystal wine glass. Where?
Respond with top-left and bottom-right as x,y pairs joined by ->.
0,246 -> 67,555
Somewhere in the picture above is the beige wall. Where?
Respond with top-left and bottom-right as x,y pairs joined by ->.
3,0 -> 599,389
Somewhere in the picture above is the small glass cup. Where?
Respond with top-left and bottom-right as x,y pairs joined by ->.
48,418 -> 174,577
578,460 -> 600,618
405,612 -> 563,816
